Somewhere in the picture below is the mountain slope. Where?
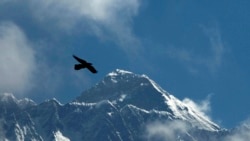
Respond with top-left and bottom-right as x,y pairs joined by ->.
76,69 -> 220,131
0,69 -> 231,141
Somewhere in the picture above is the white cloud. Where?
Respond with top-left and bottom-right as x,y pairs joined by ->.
145,120 -> 191,141
182,95 -> 212,120
0,22 -> 36,94
145,118 -> 250,141
225,132 -> 250,141
29,0 -> 141,53
30,0 -> 139,24
223,118 -> 250,141
1,0 -> 143,69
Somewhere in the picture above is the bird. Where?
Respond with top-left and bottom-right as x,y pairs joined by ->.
73,55 -> 97,73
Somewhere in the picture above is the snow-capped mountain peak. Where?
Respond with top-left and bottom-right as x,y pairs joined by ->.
0,69 -> 229,141
107,69 -> 133,77
75,69 -> 220,131
105,69 -> 143,84
106,69 -> 167,94
0,93 -> 17,103
0,93 -> 36,109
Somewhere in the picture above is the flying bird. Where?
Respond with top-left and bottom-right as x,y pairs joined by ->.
73,55 -> 97,73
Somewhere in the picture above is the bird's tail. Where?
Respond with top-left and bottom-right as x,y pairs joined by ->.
74,64 -> 83,70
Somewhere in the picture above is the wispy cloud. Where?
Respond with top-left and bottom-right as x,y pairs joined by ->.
144,95 -> 213,140
29,0 -> 140,26
28,0 -> 142,54
145,118 -> 250,141
223,118 -> 250,141
0,22 -> 36,95
145,95 -> 250,141
165,25 -> 226,74
0,22 -> 71,99
145,120 -> 190,141
182,94 -> 213,120
1,0 -> 142,59
202,25 -> 225,73
0,0 -> 143,98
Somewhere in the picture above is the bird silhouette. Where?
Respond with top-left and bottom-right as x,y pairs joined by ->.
73,55 -> 97,73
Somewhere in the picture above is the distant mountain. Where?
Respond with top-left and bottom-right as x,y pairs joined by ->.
0,69 -> 244,141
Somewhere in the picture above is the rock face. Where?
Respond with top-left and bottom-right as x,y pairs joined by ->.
0,69 -> 235,141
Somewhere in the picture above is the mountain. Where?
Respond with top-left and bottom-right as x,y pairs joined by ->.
75,69 -> 220,131
0,69 -> 235,141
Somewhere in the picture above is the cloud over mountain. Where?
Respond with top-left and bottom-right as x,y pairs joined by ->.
0,22 -> 36,94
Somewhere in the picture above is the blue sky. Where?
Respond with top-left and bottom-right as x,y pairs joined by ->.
0,0 -> 250,128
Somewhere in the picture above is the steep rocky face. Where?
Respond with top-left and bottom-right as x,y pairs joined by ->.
0,70 -> 233,141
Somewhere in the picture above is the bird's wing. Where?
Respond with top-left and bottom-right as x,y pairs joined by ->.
73,55 -> 87,64
86,65 -> 98,73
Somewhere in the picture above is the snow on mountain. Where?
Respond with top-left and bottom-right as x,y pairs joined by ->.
0,93 -> 36,109
54,131 -> 70,141
75,69 -> 220,131
0,93 -> 19,106
0,69 -> 233,141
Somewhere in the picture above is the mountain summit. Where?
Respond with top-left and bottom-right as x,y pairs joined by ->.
0,69 -> 229,141
75,69 -> 171,111
75,69 -> 220,131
